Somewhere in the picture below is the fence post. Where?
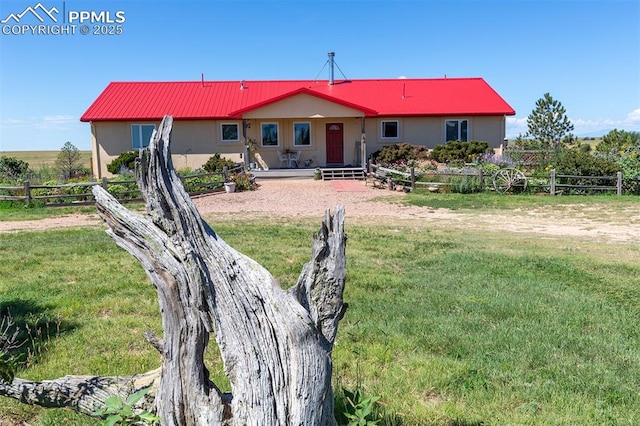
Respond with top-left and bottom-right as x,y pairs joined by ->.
617,171 -> 622,195
478,168 -> 484,190
101,177 -> 108,190
410,167 -> 416,190
222,166 -> 229,183
24,180 -> 31,205
550,169 -> 556,196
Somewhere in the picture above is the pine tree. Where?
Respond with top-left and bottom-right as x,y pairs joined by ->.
55,141 -> 81,181
526,93 -> 574,147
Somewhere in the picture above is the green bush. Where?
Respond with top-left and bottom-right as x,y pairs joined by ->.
181,173 -> 224,193
430,141 -> 490,163
230,172 -> 255,191
106,181 -> 139,199
447,175 -> 483,194
107,151 -> 139,175
203,153 -> 235,173
0,156 -> 29,183
371,143 -> 430,166
549,148 -> 619,177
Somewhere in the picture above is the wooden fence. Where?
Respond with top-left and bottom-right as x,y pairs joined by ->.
0,165 -> 246,206
368,163 -> 488,191
550,169 -> 622,195
369,162 -> 624,195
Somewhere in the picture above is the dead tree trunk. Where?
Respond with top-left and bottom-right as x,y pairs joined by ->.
0,115 -> 347,425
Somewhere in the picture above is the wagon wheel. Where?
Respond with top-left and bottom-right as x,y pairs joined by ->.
493,168 -> 527,194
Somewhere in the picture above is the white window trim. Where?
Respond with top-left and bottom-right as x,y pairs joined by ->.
131,124 -> 156,150
220,123 -> 240,143
444,119 -> 469,142
293,121 -> 312,146
261,122 -> 280,147
380,120 -> 399,139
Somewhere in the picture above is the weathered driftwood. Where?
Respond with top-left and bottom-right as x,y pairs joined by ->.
0,115 -> 347,425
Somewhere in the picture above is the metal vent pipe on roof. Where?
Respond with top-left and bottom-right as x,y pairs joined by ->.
328,51 -> 335,85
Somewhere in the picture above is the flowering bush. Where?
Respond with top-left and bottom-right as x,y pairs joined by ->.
229,172 -> 256,191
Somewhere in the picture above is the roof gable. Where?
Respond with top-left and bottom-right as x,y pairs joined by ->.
228,87 -> 378,118
80,78 -> 515,122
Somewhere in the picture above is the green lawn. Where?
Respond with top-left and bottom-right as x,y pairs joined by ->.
0,208 -> 639,424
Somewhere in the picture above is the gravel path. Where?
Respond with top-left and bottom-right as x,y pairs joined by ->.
1,178 -> 639,243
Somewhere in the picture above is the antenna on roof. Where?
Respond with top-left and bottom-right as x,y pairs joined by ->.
201,73 -> 204,88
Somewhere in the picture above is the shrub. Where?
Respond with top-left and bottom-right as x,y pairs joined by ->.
107,151 -> 139,175
0,156 -> 29,183
106,178 -> 139,199
203,153 -> 234,173
230,172 -> 256,191
430,140 -> 490,163
181,173 -> 223,193
447,175 -> 483,194
371,143 -> 430,166
549,148 -> 619,177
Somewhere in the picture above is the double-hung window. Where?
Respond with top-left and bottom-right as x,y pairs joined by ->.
261,123 -> 279,146
381,120 -> 399,139
131,124 -> 156,150
221,123 -> 239,142
293,122 -> 311,146
445,120 -> 468,142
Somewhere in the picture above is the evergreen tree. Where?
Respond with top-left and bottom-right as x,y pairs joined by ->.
56,141 -> 82,181
526,93 -> 574,147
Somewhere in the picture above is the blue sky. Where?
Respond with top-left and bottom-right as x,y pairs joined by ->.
0,0 -> 638,151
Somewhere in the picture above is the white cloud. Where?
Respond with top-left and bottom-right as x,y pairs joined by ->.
0,115 -> 77,131
625,108 -> 640,124
41,115 -> 77,129
505,116 -> 527,138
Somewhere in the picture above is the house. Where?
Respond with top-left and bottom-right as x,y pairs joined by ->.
81,73 -> 515,178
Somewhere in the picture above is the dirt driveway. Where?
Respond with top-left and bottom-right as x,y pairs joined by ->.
1,178 -> 639,243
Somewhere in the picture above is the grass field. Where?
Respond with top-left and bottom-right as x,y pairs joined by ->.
0,198 -> 639,425
0,150 -> 92,169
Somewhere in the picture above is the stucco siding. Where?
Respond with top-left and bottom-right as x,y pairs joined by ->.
243,93 -> 364,119
92,114 -> 507,177
92,120 -> 245,177
363,116 -> 507,158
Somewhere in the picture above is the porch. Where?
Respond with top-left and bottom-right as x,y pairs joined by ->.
250,167 -> 366,180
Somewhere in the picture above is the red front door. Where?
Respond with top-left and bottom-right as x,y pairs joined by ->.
326,123 -> 344,165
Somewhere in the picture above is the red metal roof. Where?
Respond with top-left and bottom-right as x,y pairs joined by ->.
80,78 -> 515,122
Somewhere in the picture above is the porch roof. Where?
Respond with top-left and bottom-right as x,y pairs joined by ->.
80,78 -> 515,122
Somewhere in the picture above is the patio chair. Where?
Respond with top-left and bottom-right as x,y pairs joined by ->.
291,151 -> 301,168
277,150 -> 288,168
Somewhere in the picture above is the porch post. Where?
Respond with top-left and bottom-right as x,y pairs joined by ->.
242,119 -> 249,167
360,117 -> 366,169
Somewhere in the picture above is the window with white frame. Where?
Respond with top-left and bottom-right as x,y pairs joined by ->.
445,119 -> 468,142
261,122 -> 279,146
381,120 -> 399,139
221,123 -> 239,142
293,122 -> 311,146
131,124 -> 156,150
